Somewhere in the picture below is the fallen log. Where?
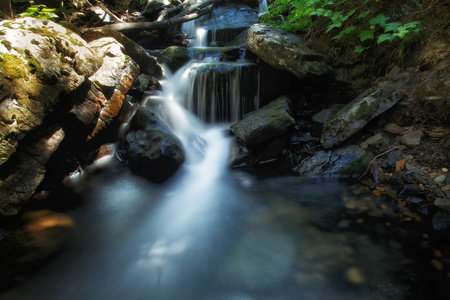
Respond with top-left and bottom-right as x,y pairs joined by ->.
82,0 -> 214,37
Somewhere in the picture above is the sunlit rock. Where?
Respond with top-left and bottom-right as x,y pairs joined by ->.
0,17 -> 102,165
246,24 -> 332,79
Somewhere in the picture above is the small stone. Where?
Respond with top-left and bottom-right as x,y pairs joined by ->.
373,190 -> 382,197
365,133 -> 383,145
400,130 -> 423,147
434,198 -> 450,212
434,175 -> 446,184
384,123 -> 405,135
346,267 -> 367,285
360,141 -> 369,150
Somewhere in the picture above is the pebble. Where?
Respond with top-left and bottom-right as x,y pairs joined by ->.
434,198 -> 450,211
400,130 -> 423,147
384,123 -> 405,135
366,133 -> 384,145
346,267 -> 367,285
434,175 -> 446,184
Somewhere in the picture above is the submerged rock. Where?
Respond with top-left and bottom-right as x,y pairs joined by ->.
246,24 -> 332,79
230,95 -> 295,146
320,83 -> 407,148
0,209 -> 74,281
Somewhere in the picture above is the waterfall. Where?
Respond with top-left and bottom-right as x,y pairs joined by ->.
259,0 -> 269,16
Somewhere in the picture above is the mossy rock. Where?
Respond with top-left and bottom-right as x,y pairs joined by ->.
161,46 -> 190,72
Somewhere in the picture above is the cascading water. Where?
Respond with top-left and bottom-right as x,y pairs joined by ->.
0,1 -> 442,300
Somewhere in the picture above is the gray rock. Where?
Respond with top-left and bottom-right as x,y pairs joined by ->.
400,130 -> 423,147
0,126 -> 65,219
143,0 -> 169,16
432,210 -> 450,239
246,24 -> 332,79
0,17 -> 102,165
296,145 -> 368,177
230,95 -> 295,146
161,46 -> 191,71
365,133 -> 384,146
435,198 -> 450,212
320,83 -> 407,148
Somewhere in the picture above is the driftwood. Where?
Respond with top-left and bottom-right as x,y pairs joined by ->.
83,0 -> 215,37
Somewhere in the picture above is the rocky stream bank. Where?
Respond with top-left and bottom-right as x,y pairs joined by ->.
0,0 -> 449,297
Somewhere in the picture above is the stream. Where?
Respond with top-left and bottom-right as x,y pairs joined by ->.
0,1 -> 448,299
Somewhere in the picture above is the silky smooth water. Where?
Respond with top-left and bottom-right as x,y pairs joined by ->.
1,1 -> 447,299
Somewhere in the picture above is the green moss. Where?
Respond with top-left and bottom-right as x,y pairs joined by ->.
338,160 -> 365,175
0,54 -> 27,79
1,40 -> 12,51
24,50 -> 44,79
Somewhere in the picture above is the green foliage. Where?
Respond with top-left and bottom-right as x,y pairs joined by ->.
18,5 -> 60,20
261,0 -> 422,53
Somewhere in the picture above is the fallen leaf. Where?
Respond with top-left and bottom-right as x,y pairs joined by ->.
396,158 -> 407,172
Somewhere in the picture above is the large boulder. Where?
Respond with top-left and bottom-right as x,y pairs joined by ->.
125,107 -> 185,183
0,18 -> 140,219
71,37 -> 140,140
230,95 -> 295,146
320,83 -> 407,148
0,17 -> 102,165
246,24 -> 332,79
0,126 -> 65,219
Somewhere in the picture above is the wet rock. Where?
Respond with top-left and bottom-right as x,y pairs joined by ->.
398,185 -> 423,198
125,107 -> 185,183
161,46 -> 190,72
199,4 -> 258,31
229,141 -> 254,168
400,130 -> 423,148
246,24 -> 332,79
296,145 -> 368,178
384,123 -> 406,135
432,210 -> 450,239
320,83 -> 407,148
230,95 -> 295,146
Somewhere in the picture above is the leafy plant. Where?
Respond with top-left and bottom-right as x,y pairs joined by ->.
261,0 -> 422,53
18,5 -> 60,20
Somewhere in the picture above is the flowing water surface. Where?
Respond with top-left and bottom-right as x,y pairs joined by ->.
1,1 -> 448,299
